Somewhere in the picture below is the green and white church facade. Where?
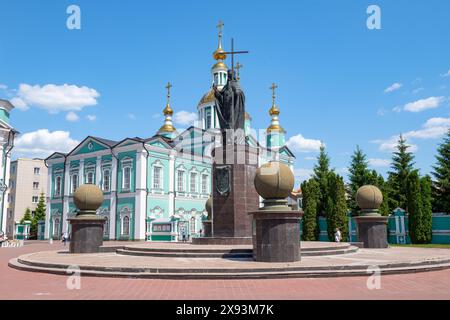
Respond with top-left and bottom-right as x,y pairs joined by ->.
44,26 -> 295,242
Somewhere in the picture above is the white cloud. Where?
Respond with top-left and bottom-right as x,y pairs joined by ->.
372,116 -> 450,152
86,114 -> 96,121
65,111 -> 79,122
294,168 -> 314,182
13,84 -> 100,113
412,87 -> 424,94
369,158 -> 390,167
441,70 -> 450,77
424,117 -> 450,128
0,84 -> 7,90
14,129 -> 79,158
403,96 -> 445,112
384,83 -> 402,93
173,111 -> 197,126
10,97 -> 29,111
304,156 -> 316,161
286,134 -> 322,153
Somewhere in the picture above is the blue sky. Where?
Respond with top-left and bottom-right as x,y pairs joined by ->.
0,0 -> 449,183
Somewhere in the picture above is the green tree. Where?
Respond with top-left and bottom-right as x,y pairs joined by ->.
407,171 -> 432,244
325,172 -> 349,241
20,208 -> 32,224
367,170 -> 390,216
301,179 -> 320,241
31,192 -> 46,236
348,146 -> 371,214
313,144 -> 333,216
420,175 -> 433,243
431,129 -> 450,213
388,134 -> 415,211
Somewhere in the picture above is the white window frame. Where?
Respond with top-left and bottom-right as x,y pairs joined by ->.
102,169 -> 111,192
152,165 -> 163,190
190,171 -> 197,194
122,216 -> 130,236
34,167 -> 40,175
86,171 -> 95,185
33,182 -> 39,190
201,174 -> 209,194
121,158 -> 133,191
55,176 -> 62,197
71,173 -> 79,194
32,196 -> 38,203
177,170 -> 185,192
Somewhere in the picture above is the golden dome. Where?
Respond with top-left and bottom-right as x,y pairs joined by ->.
269,104 -> 280,116
163,103 -> 173,116
212,61 -> 228,70
198,88 -> 215,106
267,124 -> 285,133
158,123 -> 176,133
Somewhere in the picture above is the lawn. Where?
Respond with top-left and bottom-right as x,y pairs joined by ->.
391,244 -> 450,249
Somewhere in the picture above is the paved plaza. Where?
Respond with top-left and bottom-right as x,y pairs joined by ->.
1,241 -> 450,300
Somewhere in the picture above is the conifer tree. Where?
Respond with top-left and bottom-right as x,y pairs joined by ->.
388,135 -> 415,211
420,175 -> 433,243
407,171 -> 431,244
313,144 -> 332,216
301,179 -> 320,241
20,208 -> 32,224
431,129 -> 450,213
31,192 -> 46,236
325,172 -> 349,241
348,146 -> 371,213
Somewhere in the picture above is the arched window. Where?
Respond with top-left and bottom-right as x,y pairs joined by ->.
71,174 -> 78,193
190,172 -> 197,193
201,174 -> 209,194
103,169 -> 110,192
86,171 -> 94,184
55,176 -> 62,196
122,216 -> 130,236
122,166 -> 131,191
177,170 -> 185,192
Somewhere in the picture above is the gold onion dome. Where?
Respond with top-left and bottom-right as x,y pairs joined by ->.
163,103 -> 173,116
269,104 -> 280,116
267,124 -> 285,133
212,61 -> 227,70
213,47 -> 227,61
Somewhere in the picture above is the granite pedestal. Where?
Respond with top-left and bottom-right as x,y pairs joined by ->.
69,215 -> 106,253
354,216 -> 389,248
249,210 -> 302,262
194,144 -> 259,245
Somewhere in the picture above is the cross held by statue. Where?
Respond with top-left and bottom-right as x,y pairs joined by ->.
223,38 -> 249,80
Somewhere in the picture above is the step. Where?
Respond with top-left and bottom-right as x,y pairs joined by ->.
9,258 -> 450,280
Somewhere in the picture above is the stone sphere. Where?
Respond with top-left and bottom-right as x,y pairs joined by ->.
356,185 -> 383,210
73,184 -> 104,211
254,161 -> 294,200
205,196 -> 212,218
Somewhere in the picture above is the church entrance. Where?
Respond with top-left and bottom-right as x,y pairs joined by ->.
178,221 -> 189,242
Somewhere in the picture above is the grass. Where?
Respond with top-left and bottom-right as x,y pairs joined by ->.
391,244 -> 450,249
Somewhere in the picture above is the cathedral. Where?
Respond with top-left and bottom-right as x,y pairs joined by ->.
44,24 -> 296,241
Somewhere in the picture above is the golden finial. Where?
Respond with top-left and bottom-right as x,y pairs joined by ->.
235,62 -> 243,80
213,20 -> 227,61
269,83 -> 280,116
163,82 -> 173,116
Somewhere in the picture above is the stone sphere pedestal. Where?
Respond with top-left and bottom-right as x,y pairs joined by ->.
354,216 -> 389,248
69,216 -> 106,253
354,185 -> 389,249
249,210 -> 302,262
68,184 -> 105,254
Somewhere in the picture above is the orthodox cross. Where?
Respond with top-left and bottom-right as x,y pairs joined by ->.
223,38 -> 249,80
235,62 -> 243,80
166,82 -> 172,102
270,83 -> 278,104
217,20 -> 224,36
